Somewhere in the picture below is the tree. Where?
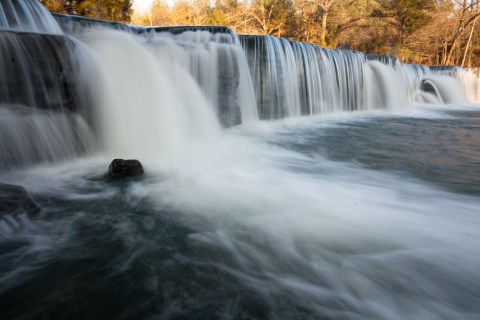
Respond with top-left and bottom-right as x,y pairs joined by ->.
38,0 -> 480,67
170,0 -> 194,25
151,0 -> 174,26
39,0 -> 66,13
372,0 -> 434,39
247,0 -> 295,36
442,0 -> 480,65
307,0 -> 336,46
210,0 -> 244,28
293,0 -> 365,47
75,0 -> 133,22
189,0 -> 213,25
39,0 -> 133,22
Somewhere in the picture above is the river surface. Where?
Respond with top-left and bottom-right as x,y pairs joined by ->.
1,105 -> 479,320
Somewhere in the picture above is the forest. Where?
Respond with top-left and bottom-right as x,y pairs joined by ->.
40,0 -> 480,67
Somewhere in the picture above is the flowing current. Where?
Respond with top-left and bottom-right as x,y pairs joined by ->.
1,2 -> 480,319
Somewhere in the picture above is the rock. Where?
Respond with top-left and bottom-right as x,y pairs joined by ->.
108,159 -> 144,179
0,183 -> 40,217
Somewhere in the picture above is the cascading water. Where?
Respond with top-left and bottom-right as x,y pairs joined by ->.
148,30 -> 258,125
367,54 -> 432,104
366,55 -> 474,105
0,25 -> 93,169
82,30 -> 222,159
1,1 -> 480,320
239,35 -> 477,118
0,2 -> 255,167
458,68 -> 480,102
430,66 -> 480,103
420,75 -> 469,104
240,35 -> 370,118
52,13 -> 138,34
0,0 -> 61,34
0,104 -> 92,170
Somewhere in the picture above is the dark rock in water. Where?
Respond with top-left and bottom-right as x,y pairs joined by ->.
0,183 -> 40,217
108,159 -> 144,179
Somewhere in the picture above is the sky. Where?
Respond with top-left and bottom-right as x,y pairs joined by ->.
133,0 -> 154,13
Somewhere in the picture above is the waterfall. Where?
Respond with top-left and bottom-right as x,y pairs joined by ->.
0,29 -> 93,170
52,13 -> 139,34
0,0 -> 61,34
365,61 -> 408,109
367,54 -> 431,104
240,35 -> 370,119
81,30 -> 222,160
78,28 -> 260,160
0,0 -> 478,170
366,54 -> 474,104
0,31 -> 90,114
0,105 -> 93,170
430,66 -> 480,103
460,68 -> 480,102
420,75 -> 469,104
147,30 -> 257,126
239,35 -> 476,119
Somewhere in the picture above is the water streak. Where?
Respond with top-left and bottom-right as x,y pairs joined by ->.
0,0 -> 61,34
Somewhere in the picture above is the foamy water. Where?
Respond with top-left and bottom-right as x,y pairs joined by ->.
2,107 -> 479,319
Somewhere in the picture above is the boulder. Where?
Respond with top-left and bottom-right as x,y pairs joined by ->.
0,183 -> 40,217
108,159 -> 144,179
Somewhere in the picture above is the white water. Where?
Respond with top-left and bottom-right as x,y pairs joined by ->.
241,36 -> 370,118
0,104 -> 93,168
421,75 -> 469,104
63,30 -> 480,315
0,0 -> 61,34
365,61 -> 408,109
2,109 -> 480,319
149,128 -> 480,320
451,68 -> 480,103
81,30 -> 221,160
150,31 -> 258,123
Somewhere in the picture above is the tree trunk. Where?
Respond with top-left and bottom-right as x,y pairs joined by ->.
320,10 -> 328,47
462,20 -> 476,67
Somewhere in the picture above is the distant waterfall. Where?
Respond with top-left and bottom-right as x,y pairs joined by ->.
366,55 -> 475,105
430,66 -> 480,103
367,54 -> 431,104
240,35 -> 369,119
239,35 -> 474,119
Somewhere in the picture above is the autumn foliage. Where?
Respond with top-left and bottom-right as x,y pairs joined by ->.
40,0 -> 480,67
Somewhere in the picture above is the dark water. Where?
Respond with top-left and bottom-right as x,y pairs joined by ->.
1,107 -> 480,320
269,108 -> 480,195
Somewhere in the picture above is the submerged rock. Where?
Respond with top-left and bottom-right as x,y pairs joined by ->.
108,159 -> 144,179
0,183 -> 40,217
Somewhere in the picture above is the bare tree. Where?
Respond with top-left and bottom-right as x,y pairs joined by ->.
443,0 -> 480,65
